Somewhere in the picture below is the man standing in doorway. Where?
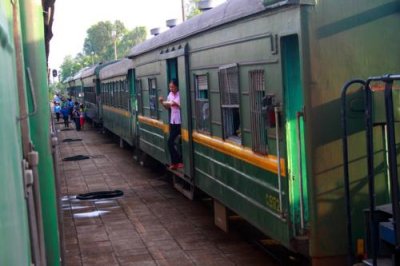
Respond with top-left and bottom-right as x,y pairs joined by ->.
159,79 -> 183,170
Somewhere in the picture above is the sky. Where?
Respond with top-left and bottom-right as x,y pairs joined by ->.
48,0 -> 226,71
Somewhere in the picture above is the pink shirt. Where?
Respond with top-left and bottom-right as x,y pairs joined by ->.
167,91 -> 181,124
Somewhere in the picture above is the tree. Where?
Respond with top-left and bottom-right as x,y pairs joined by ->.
119,26 -> 147,56
59,55 -> 81,81
59,53 -> 92,81
60,20 -> 147,81
185,0 -> 201,20
83,20 -> 146,62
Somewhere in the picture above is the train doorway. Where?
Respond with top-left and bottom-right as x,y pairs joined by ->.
166,58 -> 182,165
281,34 -> 309,237
167,58 -> 178,85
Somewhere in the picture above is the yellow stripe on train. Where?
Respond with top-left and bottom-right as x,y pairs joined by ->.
192,131 -> 286,177
103,105 -> 131,118
137,116 -> 285,176
138,115 -> 169,133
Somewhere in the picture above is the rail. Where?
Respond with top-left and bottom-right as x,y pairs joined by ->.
341,74 -> 400,266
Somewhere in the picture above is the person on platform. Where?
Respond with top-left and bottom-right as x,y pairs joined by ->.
159,79 -> 183,170
54,102 -> 61,122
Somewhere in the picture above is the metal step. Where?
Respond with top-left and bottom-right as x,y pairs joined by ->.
376,204 -> 394,216
363,257 -> 392,266
168,169 -> 195,200
380,221 -> 395,245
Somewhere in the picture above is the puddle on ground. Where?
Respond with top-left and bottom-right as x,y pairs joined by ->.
62,195 -> 120,218
73,210 -> 110,219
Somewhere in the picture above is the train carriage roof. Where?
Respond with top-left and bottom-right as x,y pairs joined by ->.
80,64 -> 100,79
99,58 -> 133,80
72,67 -> 90,82
80,60 -> 119,79
127,0 -> 267,58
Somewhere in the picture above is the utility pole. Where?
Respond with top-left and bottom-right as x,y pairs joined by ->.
181,0 -> 185,21
112,30 -> 117,60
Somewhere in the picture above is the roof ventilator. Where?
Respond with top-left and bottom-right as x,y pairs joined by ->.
197,0 -> 215,11
150,28 -> 160,36
166,19 -> 177,28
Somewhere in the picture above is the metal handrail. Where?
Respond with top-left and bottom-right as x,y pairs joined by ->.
341,74 -> 400,266
274,106 -> 283,215
296,110 -> 305,234
340,79 -> 366,266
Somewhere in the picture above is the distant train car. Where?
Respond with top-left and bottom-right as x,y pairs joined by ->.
80,61 -> 116,125
1,0 -> 61,265
67,67 -> 87,103
124,0 -> 400,264
99,59 -> 137,146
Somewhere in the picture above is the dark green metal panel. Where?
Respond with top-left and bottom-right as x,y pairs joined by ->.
128,69 -> 138,142
178,55 -> 194,177
301,0 -> 400,259
20,0 -> 61,264
138,123 -> 166,163
281,34 -> 309,236
0,1 -> 32,264
194,142 -> 291,246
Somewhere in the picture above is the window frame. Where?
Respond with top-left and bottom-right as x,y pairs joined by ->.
194,73 -> 211,133
218,64 -> 241,144
148,78 -> 158,119
249,69 -> 268,155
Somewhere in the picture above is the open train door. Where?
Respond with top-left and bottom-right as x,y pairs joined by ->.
281,34 -> 310,243
165,44 -> 195,199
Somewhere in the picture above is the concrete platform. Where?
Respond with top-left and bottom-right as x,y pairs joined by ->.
57,125 -> 277,266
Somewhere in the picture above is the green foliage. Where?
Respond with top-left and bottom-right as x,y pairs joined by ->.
59,55 -> 81,81
119,26 -> 147,57
48,82 -> 66,100
186,0 -> 201,20
83,20 -> 146,62
60,20 -> 147,81
59,53 -> 93,81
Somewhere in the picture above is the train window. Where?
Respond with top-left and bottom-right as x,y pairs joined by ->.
106,83 -> 109,105
136,79 -> 143,115
112,82 -> 115,107
123,80 -> 129,110
104,84 -> 107,105
117,81 -> 122,108
249,70 -> 267,155
148,78 -> 158,119
108,83 -> 111,105
219,64 -> 241,143
195,74 -> 210,133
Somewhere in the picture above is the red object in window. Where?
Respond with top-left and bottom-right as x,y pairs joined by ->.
267,108 -> 276,127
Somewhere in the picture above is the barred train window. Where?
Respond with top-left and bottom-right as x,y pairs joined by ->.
195,74 -> 210,132
136,79 -> 143,114
117,81 -> 121,107
123,80 -> 129,110
249,70 -> 267,155
148,78 -> 158,119
219,64 -> 241,143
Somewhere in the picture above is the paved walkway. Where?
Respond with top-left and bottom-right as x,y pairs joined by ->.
58,125 -> 277,266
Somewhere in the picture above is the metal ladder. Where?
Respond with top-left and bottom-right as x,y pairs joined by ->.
341,74 -> 400,266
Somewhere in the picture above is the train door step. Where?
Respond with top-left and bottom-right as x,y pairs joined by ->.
380,221 -> 395,245
169,169 -> 194,200
376,204 -> 394,216
363,257 -> 392,266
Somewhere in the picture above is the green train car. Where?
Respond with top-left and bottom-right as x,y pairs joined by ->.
99,59 -> 137,146
66,67 -> 87,103
0,0 -> 61,265
122,0 -> 400,264
81,61 -> 116,125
